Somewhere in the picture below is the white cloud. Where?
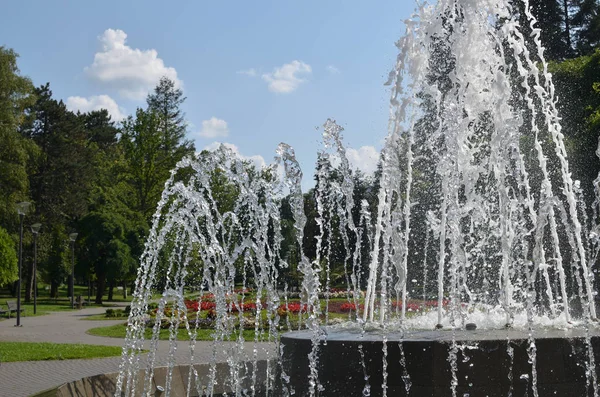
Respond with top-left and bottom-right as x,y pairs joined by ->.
66,95 -> 126,121
85,29 -> 182,100
237,68 -> 257,77
198,117 -> 229,138
262,60 -> 311,93
346,146 -> 379,175
345,146 -> 379,175
326,65 -> 340,74
203,142 -> 266,170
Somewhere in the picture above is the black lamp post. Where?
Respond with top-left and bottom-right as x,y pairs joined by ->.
69,232 -> 78,309
31,223 -> 41,314
16,201 -> 31,327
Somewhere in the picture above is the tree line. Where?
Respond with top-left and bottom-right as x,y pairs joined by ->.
0,50 -> 195,303
1,0 -> 600,303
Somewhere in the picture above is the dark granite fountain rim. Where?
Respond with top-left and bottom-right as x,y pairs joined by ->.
282,326 -> 600,342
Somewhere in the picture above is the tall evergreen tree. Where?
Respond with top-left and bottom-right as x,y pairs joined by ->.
121,78 -> 195,224
146,76 -> 194,164
571,0 -> 600,54
21,84 -> 96,298
516,0 -> 571,60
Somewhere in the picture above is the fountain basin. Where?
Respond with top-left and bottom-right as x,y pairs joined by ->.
279,328 -> 600,396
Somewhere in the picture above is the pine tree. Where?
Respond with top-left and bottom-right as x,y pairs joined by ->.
146,76 -> 194,163
517,0 -> 572,60
120,78 -> 195,223
571,0 -> 600,55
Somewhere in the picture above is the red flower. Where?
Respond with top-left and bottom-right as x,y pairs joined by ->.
229,302 -> 257,313
200,301 -> 216,311
277,302 -> 308,314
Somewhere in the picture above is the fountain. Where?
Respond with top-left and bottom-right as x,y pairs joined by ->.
114,0 -> 600,396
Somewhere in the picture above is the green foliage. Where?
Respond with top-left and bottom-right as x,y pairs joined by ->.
572,0 -> 600,55
527,0 -> 571,60
121,78 -> 195,223
551,49 -> 600,205
23,84 -> 96,226
146,76 -> 194,158
43,226 -> 70,297
0,226 -> 18,286
0,47 -> 38,234
104,308 -> 127,317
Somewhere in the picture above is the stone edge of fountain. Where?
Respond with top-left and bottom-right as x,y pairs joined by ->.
30,360 -> 270,397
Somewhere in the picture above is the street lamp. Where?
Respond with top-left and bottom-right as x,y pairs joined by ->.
69,232 -> 78,309
16,201 -> 31,327
31,223 -> 42,314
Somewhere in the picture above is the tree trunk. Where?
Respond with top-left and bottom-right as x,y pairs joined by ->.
25,259 -> 34,303
564,0 -> 572,55
95,272 -> 106,304
108,279 -> 114,301
122,280 -> 127,299
10,280 -> 18,297
50,281 -> 59,298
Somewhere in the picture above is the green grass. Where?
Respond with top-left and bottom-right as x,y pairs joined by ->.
0,341 -> 123,362
0,284 -> 137,320
87,323 -> 272,342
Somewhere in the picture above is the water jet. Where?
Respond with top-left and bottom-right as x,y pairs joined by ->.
115,0 -> 600,396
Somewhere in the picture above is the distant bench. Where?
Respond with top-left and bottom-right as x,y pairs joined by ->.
73,295 -> 88,309
2,300 -> 24,318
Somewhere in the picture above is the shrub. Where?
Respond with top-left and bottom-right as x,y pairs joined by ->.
105,308 -> 126,317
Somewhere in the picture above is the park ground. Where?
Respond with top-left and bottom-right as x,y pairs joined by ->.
0,286 -> 273,397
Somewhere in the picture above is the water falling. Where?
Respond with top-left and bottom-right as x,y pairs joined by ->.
114,0 -> 600,395
364,0 -> 597,329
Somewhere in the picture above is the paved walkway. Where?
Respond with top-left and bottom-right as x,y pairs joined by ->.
0,306 -> 274,397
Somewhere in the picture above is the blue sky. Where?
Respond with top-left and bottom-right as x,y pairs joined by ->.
1,1 -> 416,189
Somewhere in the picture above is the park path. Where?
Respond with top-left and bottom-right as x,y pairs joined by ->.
0,306 -> 274,397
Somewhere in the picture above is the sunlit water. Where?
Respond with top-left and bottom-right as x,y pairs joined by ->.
115,0 -> 600,396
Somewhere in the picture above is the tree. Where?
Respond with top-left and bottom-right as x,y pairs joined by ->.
571,0 -> 600,55
21,84 -> 98,299
120,108 -> 165,222
121,79 -> 195,223
80,124 -> 144,303
23,84 -> 96,226
0,226 -> 18,287
146,76 -> 194,161
43,226 -> 70,298
551,49 -> 600,209
83,109 -> 120,151
80,207 -> 138,304
0,47 -> 38,234
513,0 -> 572,60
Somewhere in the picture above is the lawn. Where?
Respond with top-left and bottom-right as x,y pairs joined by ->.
0,341 -> 123,362
0,284 -> 135,320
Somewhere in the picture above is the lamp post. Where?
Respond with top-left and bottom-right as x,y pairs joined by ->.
69,232 -> 78,309
16,201 -> 31,327
31,223 -> 41,314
